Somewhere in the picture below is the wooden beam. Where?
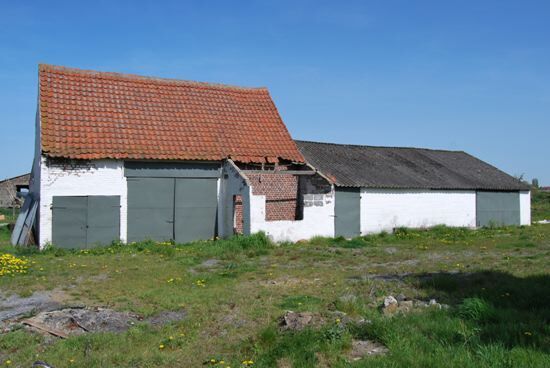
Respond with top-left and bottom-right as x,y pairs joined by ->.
242,170 -> 317,175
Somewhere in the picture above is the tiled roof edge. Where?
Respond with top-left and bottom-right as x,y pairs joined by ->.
39,64 -> 268,93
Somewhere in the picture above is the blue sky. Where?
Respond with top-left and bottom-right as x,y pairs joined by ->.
1,0 -> 549,184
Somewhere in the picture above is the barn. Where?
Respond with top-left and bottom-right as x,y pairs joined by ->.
296,141 -> 531,237
18,64 -> 531,249
0,173 -> 30,208
26,65 -> 335,249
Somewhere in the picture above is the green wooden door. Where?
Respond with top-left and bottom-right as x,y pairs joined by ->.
335,188 -> 361,238
52,196 -> 88,249
127,178 -> 175,242
476,191 -> 520,227
87,196 -> 120,246
125,162 -> 221,244
52,196 -> 120,249
174,178 -> 218,243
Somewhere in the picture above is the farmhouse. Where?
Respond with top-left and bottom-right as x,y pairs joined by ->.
296,140 -> 531,237
26,65 -> 334,248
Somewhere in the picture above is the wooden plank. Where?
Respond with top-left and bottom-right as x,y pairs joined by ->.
22,319 -> 70,339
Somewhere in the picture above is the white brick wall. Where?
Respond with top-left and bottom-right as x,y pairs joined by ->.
520,190 -> 531,225
249,187 -> 335,242
360,188 -> 477,234
219,161 -> 252,237
38,157 -> 127,247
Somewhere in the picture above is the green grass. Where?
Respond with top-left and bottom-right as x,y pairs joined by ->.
0,207 -> 19,224
532,189 -> 550,222
0,226 -> 549,367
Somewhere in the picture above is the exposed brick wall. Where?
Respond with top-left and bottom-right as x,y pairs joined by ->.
246,171 -> 299,221
234,194 -> 243,234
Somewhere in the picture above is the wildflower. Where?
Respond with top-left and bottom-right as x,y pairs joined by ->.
335,318 -> 341,323
524,331 -> 532,336
69,359 -> 75,363
5,360 -> 12,365
242,360 -> 254,366
0,254 -> 30,277
195,279 -> 207,287
167,278 -> 174,283
159,344 -> 165,349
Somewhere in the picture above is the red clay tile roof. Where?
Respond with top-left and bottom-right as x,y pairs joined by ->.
38,64 -> 304,163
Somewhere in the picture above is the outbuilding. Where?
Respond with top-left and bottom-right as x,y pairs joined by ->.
296,141 -> 531,237
0,173 -> 30,208
25,65 -> 335,248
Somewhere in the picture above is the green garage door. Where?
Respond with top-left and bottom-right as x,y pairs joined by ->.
52,196 -> 120,249
127,176 -> 218,243
335,188 -> 361,238
127,178 -> 175,243
476,191 -> 520,227
175,178 -> 218,243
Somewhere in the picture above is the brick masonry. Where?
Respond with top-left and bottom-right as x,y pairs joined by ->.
246,171 -> 299,221
234,194 -> 243,234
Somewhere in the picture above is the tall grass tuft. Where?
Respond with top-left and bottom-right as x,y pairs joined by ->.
458,297 -> 495,322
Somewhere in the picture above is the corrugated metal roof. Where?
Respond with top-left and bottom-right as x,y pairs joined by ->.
295,140 -> 529,191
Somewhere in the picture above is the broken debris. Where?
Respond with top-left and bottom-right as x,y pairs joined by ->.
22,307 -> 140,337
346,339 -> 389,361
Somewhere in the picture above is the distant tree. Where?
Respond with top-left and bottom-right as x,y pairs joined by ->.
514,173 -> 529,185
532,178 -> 539,188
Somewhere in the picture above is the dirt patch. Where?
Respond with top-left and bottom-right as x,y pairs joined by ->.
279,311 -> 324,331
189,258 -> 222,274
147,309 -> 187,327
346,339 -> 388,361
22,307 -> 140,337
0,289 -> 68,324
17,307 -> 187,338
261,276 -> 321,288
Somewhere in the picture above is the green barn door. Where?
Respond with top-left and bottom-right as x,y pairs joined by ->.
476,191 -> 520,227
335,188 -> 361,238
87,196 -> 120,246
52,196 -> 88,249
174,178 -> 218,243
52,196 -> 120,249
127,178 -> 175,242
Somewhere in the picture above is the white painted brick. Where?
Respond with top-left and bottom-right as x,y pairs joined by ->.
249,187 -> 335,242
38,157 -> 127,248
360,189 -> 477,234
520,191 -> 531,225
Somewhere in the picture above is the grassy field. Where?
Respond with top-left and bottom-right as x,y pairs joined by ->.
532,189 -> 550,222
0,224 -> 549,367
